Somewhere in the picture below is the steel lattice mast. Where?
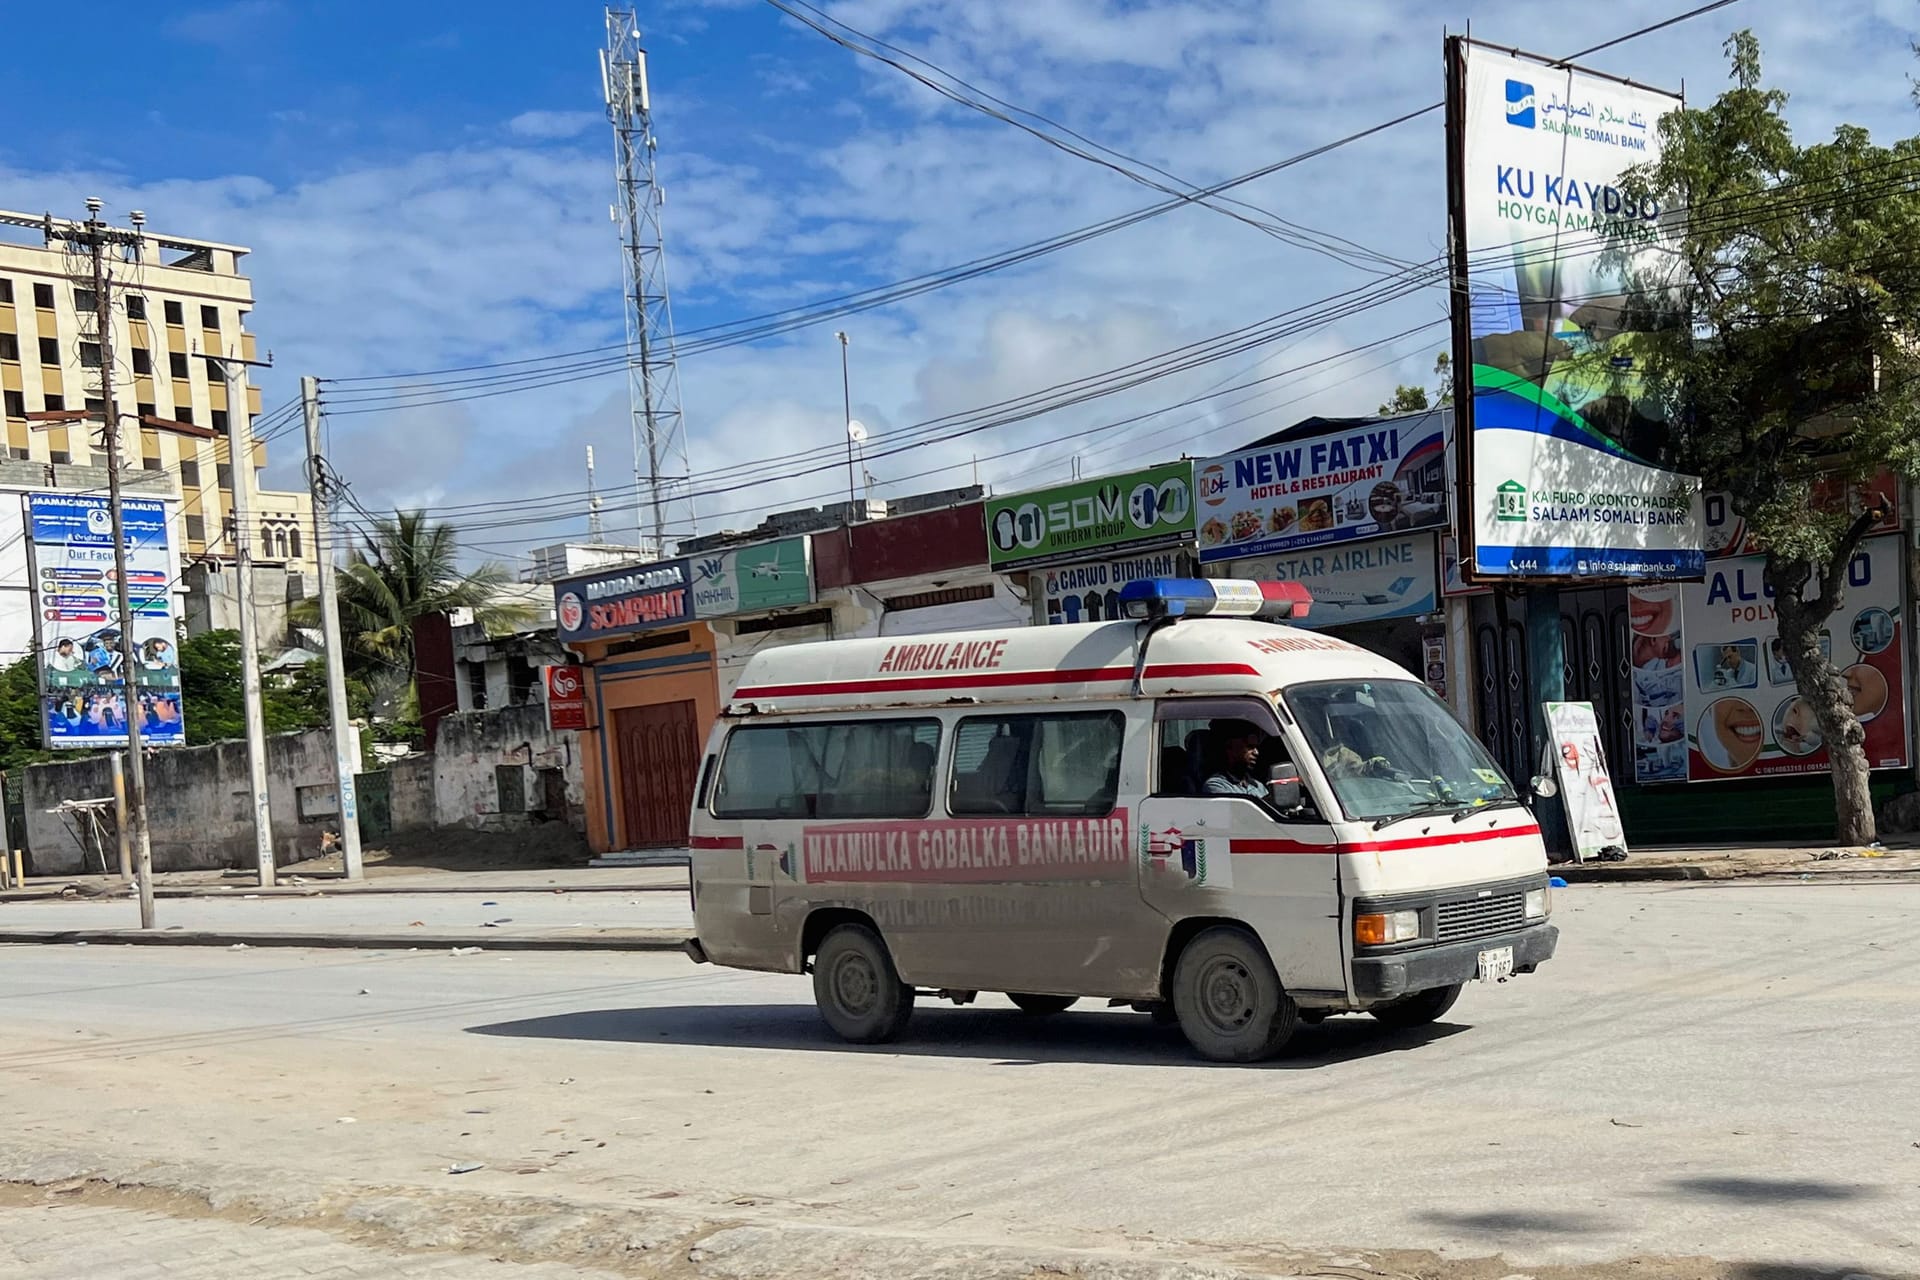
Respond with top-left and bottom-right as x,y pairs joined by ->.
602,8 -> 693,555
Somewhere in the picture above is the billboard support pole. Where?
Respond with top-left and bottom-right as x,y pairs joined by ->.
304,376 -> 364,881
109,752 -> 131,881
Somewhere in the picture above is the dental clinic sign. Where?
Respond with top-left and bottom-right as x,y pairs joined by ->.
986,462 -> 1193,569
1447,38 -> 1703,581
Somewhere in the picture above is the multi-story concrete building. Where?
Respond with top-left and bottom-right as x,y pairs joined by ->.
0,207 -> 318,652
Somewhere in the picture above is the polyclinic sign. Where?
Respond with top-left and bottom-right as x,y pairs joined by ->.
986,462 -> 1193,569
1447,38 -> 1704,581
554,558 -> 692,643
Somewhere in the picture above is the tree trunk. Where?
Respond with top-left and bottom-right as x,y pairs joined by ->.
1767,547 -> 1875,845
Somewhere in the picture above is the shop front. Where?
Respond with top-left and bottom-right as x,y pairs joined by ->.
553,557 -> 719,854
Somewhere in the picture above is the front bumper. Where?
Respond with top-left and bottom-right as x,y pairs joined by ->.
1351,922 -> 1558,999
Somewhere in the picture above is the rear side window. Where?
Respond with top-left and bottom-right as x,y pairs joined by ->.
712,719 -> 940,820
949,711 -> 1123,818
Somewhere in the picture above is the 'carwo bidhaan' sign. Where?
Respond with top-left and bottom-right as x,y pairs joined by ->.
1449,39 -> 1704,580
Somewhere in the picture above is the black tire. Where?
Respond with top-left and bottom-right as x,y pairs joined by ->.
1007,993 -> 1077,1015
811,923 -> 915,1044
1170,926 -> 1298,1062
1369,983 -> 1463,1030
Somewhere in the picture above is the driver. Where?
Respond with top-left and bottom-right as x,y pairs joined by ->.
1320,739 -> 1396,780
1203,720 -> 1269,797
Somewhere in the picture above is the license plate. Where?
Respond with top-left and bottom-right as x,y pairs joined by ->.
1477,945 -> 1514,983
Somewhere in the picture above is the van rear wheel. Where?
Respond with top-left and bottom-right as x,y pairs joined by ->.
1369,983 -> 1462,1030
1007,993 -> 1077,1015
1171,926 -> 1298,1062
812,924 -> 915,1044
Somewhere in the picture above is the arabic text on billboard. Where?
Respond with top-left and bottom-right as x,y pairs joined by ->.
23,493 -> 184,749
690,538 -> 813,619
986,462 -> 1193,569
1195,415 -> 1446,565
1453,41 -> 1704,581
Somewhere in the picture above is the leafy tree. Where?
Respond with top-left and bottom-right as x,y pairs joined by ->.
0,655 -> 57,772
1624,33 -> 1920,841
292,509 -> 532,712
1377,351 -> 1454,416
176,630 -> 333,745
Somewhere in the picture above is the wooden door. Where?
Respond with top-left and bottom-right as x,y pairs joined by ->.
614,700 -> 701,848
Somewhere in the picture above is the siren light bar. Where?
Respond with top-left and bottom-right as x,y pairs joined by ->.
1118,578 -> 1312,622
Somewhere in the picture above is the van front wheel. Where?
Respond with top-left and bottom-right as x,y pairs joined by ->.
812,924 -> 915,1044
1171,926 -> 1298,1062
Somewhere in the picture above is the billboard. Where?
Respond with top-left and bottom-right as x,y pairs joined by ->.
1195,413 -> 1446,565
986,462 -> 1193,569
1220,533 -> 1438,629
1029,548 -> 1183,625
1448,39 -> 1704,581
554,558 -> 692,644
690,537 -> 813,618
22,493 -> 184,749
1629,536 -> 1908,783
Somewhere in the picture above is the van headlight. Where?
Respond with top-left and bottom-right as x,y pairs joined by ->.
1355,909 -> 1423,946
1525,886 -> 1551,920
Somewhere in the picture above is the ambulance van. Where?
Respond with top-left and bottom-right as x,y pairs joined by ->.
683,578 -> 1558,1062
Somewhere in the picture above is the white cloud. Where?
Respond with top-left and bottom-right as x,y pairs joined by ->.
506,110 -> 604,141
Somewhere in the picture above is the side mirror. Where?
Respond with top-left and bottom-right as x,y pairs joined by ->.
1530,774 -> 1558,799
1267,766 -> 1304,811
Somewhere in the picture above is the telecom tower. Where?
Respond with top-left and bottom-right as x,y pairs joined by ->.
602,7 -> 693,557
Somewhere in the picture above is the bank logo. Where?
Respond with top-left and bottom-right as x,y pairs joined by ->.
1495,479 -> 1528,522
1505,79 -> 1536,129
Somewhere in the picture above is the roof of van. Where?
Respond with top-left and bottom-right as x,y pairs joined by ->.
724,618 -> 1417,714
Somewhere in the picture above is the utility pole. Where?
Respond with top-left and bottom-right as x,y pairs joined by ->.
836,331 -> 856,509
198,346 -> 276,888
303,377 -> 363,880
45,200 -> 157,927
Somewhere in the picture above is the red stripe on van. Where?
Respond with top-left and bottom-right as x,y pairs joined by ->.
690,835 -> 744,850
1232,824 -> 1540,856
733,661 -> 1262,701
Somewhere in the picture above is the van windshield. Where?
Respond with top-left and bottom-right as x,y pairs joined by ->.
1282,680 -> 1519,825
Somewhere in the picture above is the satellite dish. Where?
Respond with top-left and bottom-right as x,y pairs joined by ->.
847,421 -> 868,442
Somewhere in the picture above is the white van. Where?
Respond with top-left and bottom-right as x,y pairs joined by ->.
684,578 -> 1557,1062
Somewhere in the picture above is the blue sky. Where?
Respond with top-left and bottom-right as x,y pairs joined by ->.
3,0 -> 1915,566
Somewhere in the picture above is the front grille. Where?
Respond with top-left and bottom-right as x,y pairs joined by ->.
1434,890 -> 1526,943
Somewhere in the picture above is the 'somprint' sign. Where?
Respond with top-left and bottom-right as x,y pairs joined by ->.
554,558 -> 693,642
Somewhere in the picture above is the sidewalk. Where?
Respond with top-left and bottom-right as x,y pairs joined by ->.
0,857 -> 690,904
1555,840 -> 1920,882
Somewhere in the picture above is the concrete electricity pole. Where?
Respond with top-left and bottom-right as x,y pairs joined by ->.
303,376 -> 363,880
198,347 -> 277,888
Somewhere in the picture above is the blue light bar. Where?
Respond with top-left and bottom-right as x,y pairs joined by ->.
1118,578 -> 1312,622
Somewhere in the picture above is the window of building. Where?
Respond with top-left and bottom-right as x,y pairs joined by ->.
169,351 -> 189,379
180,459 -> 201,487
73,287 -> 98,314
465,663 -> 488,711
33,283 -> 54,309
0,279 -> 12,303
4,390 -> 24,418
8,448 -> 27,461
185,514 -> 205,543
175,406 -> 193,424
136,401 -> 155,423
216,463 -> 233,490
0,334 -> 17,362
200,304 -> 220,329
948,711 -> 1123,818
712,718 -> 942,820
43,393 -> 63,412
164,299 -> 184,325
132,347 -> 152,375
261,526 -> 274,556
79,341 -> 101,368
49,449 -> 70,465
124,294 -> 146,320
39,336 -> 60,365
206,360 -> 226,383
275,528 -> 290,558
288,527 -> 302,559
211,409 -> 228,433
84,397 -> 104,417
143,455 -> 163,472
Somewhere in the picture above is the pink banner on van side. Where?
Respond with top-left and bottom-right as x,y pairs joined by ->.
801,813 -> 1132,884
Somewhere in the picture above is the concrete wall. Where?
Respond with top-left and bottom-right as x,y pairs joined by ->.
388,753 -> 436,833
22,728 -> 344,875
430,702 -> 585,834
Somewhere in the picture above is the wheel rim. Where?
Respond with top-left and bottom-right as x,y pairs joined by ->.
829,950 -> 879,1016
1195,954 -> 1259,1035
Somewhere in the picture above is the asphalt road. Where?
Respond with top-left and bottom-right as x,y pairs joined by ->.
1,882 -> 1915,1278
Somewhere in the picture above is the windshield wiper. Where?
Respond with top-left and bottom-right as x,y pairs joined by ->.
1450,796 -> 1527,822
1372,798 -> 1465,830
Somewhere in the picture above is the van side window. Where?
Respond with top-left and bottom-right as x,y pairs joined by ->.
1154,698 -> 1290,799
949,711 -> 1122,818
712,719 -> 941,820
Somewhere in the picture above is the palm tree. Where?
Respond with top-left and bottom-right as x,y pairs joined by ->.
294,509 -> 535,708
